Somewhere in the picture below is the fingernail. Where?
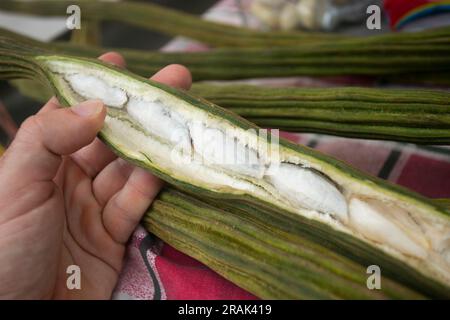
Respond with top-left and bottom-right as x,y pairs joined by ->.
71,100 -> 104,117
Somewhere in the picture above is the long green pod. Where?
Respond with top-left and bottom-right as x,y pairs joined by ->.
33,34 -> 450,79
436,199 -> 450,210
191,84 -> 450,144
1,28 -> 450,81
11,78 -> 450,144
0,0 -> 340,47
2,0 -> 450,48
244,119 -> 450,145
0,41 -> 449,297
144,188 -> 424,299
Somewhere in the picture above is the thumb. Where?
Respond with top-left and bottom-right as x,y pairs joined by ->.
1,100 -> 105,187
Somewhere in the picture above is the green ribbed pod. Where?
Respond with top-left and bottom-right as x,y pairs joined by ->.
144,188 -> 425,299
1,28 -> 450,82
191,84 -> 450,144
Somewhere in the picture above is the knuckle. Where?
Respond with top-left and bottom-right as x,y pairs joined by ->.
13,116 -> 45,150
113,196 -> 138,225
116,159 -> 133,179
19,115 -> 44,139
127,179 -> 149,199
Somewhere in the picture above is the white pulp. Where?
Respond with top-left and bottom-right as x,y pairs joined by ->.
189,122 -> 264,178
348,198 -> 428,259
127,97 -> 192,154
268,163 -> 348,223
65,73 -> 127,108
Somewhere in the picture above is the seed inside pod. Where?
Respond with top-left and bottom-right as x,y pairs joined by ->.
267,162 -> 348,223
189,122 -> 265,178
348,197 -> 428,259
65,73 -> 128,108
127,96 -> 192,154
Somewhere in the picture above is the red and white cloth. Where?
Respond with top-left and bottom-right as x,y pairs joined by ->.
112,0 -> 450,300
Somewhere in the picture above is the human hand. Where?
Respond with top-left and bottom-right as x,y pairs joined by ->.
0,52 -> 192,299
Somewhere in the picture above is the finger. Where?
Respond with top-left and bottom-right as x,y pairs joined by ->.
98,51 -> 126,68
92,158 -> 134,206
38,96 -> 60,115
2,100 -> 105,190
151,64 -> 192,90
70,139 -> 118,178
102,167 -> 163,244
70,52 -> 126,177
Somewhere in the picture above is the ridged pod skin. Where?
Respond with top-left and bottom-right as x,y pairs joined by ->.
144,188 -> 426,299
7,78 -> 450,145
0,47 -> 449,298
1,28 -> 450,82
190,84 -> 450,144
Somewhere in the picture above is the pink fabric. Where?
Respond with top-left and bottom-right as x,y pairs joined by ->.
156,245 -> 257,300
112,0 -> 450,300
398,154 -> 450,198
112,226 -> 258,300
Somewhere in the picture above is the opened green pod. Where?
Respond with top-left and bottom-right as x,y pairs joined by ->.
0,44 -> 449,297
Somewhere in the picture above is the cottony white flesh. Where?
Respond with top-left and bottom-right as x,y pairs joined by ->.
41,56 -> 450,285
